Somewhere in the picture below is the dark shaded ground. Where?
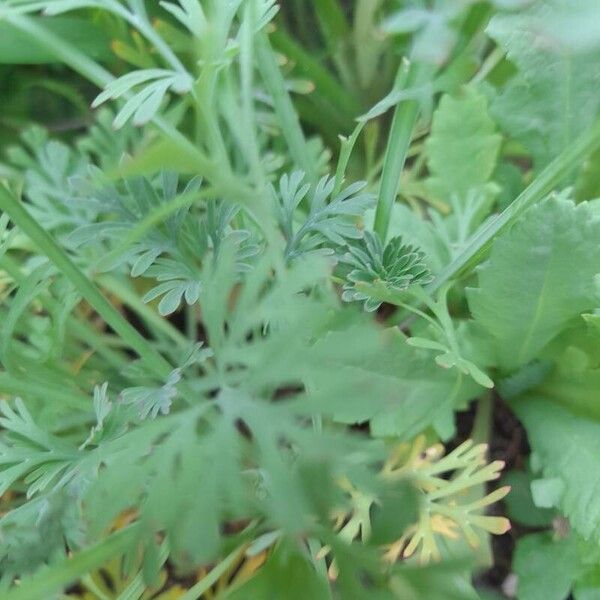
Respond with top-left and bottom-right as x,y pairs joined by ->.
455,395 -> 534,597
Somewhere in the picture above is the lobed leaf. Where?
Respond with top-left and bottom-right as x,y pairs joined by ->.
425,86 -> 501,203
468,196 -> 600,371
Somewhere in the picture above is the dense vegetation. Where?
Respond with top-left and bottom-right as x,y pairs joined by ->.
0,0 -> 599,598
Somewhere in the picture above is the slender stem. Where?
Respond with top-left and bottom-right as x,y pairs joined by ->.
333,121 -> 366,195
4,13 -> 112,88
177,544 -> 246,600
471,394 -> 493,446
80,575 -> 112,600
256,32 -> 318,183
3,526 -> 139,600
239,0 -> 265,187
114,542 -> 170,600
373,60 -> 433,242
127,12 -> 188,75
0,186 -> 173,378
312,0 -> 350,40
471,47 -> 504,84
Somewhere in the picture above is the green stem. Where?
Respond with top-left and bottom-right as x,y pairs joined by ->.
128,12 -> 188,75
373,60 -> 433,242
428,118 -> 600,293
0,186 -> 173,378
3,13 -> 111,88
115,542 -> 169,600
256,32 -> 318,183
239,0 -> 264,187
3,526 -> 139,600
80,575 -> 112,600
312,0 -> 350,40
333,121 -> 366,195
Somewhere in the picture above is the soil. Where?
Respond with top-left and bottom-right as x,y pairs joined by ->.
456,395 -> 536,597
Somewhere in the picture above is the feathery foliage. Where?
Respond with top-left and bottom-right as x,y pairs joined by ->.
1,1 -> 600,598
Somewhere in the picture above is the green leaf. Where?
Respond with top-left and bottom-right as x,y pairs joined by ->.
514,398 -> 600,544
2,526 -> 139,600
502,470 -> 555,528
375,203 -> 450,274
468,196 -> 600,371
392,558 -> 480,600
370,482 -> 419,545
425,86 -> 501,202
429,118 -> 600,295
309,328 -> 478,439
341,232 -> 433,312
92,69 -> 193,129
513,532 -> 580,600
0,16 -> 111,64
575,147 -> 600,202
531,478 -> 565,509
537,340 -> 600,421
0,184 -> 174,378
488,2 -> 600,170
270,171 -> 375,261
228,541 -> 331,600
575,569 -> 600,600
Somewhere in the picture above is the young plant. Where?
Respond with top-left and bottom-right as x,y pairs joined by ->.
0,1 -> 599,599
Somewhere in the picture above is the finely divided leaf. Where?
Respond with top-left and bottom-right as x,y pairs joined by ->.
468,196 -> 600,371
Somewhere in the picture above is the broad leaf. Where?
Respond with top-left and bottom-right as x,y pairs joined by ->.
468,196 -> 600,371
488,2 -> 600,170
513,532 -> 581,600
537,335 -> 600,421
309,328 -> 480,440
228,541 -> 331,600
515,398 -> 600,544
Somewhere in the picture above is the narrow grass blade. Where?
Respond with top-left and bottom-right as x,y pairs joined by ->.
178,545 -> 246,600
428,117 -> 600,292
256,32 -> 318,183
373,60 -> 433,242
0,185 -> 173,377
3,526 -> 139,600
